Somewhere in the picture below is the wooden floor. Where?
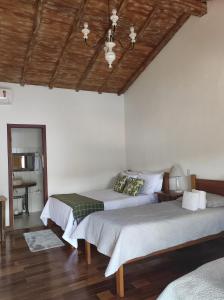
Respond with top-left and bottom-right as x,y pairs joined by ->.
1,227 -> 224,300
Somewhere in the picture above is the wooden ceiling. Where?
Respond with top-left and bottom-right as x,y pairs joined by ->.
0,0 -> 207,94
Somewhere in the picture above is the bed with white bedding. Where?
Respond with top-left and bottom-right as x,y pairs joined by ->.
74,199 -> 224,277
157,257 -> 224,300
75,176 -> 224,297
40,189 -> 156,247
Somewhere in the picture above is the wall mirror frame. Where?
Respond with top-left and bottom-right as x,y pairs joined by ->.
7,123 -> 49,228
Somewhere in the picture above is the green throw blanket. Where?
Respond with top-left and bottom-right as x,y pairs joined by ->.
52,193 -> 104,224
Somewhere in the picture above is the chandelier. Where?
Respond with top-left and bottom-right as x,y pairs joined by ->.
81,8 -> 137,68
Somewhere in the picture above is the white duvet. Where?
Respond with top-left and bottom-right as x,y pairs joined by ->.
74,200 -> 224,277
40,189 -> 156,247
157,257 -> 224,300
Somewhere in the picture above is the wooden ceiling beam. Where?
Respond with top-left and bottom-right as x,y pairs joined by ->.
138,7 -> 159,39
98,6 -> 159,94
49,0 -> 89,89
117,0 -> 129,12
20,0 -> 45,86
118,12 -> 190,95
158,0 -> 207,17
75,34 -> 107,92
182,0 -> 207,16
75,0 -> 129,92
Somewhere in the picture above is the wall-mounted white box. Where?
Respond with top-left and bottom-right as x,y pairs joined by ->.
0,88 -> 13,105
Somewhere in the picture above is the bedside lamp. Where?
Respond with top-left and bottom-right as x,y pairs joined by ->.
170,164 -> 184,193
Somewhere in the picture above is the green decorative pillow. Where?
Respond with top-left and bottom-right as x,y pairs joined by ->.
123,177 -> 144,196
113,175 -> 128,193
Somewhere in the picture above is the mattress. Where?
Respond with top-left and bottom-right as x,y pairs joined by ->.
157,257 -> 224,300
40,189 -> 156,247
74,199 -> 224,276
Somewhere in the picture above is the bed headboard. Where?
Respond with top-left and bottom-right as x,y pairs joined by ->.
191,175 -> 224,196
162,172 -> 170,193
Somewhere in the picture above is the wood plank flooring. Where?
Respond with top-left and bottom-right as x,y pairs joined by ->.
0,226 -> 224,300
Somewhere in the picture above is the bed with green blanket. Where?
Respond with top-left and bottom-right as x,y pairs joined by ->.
40,188 -> 155,247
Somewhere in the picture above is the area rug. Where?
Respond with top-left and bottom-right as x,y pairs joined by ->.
24,229 -> 64,252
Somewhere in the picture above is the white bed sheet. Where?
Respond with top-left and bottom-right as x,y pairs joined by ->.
74,200 -> 224,277
81,189 -> 156,210
157,257 -> 224,300
40,189 -> 156,247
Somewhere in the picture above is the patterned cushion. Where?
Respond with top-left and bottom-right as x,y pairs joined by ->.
123,177 -> 144,196
113,175 -> 128,193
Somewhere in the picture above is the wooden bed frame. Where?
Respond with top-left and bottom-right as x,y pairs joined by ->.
162,171 -> 170,193
84,175 -> 224,297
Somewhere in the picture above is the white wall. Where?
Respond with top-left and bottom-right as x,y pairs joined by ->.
0,83 -> 126,225
125,0 -> 224,180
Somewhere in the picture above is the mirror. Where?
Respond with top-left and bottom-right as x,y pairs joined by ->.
12,153 -> 35,172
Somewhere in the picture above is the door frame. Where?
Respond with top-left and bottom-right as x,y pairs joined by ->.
7,124 -> 48,228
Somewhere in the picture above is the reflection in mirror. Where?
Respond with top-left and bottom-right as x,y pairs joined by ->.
12,153 -> 35,172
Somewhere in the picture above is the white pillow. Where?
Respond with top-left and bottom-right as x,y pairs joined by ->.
206,193 -> 224,208
182,191 -> 200,211
139,172 -> 164,194
192,189 -> 207,209
155,176 -> 163,192
120,170 -> 139,179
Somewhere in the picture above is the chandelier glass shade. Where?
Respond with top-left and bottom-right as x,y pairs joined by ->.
81,6 -> 137,68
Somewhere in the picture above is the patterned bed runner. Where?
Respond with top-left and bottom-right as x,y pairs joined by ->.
52,193 -> 104,224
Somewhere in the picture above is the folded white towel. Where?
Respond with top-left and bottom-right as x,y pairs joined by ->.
192,189 -> 207,210
182,191 -> 200,211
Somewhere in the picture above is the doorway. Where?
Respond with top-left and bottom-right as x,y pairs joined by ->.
7,124 -> 48,229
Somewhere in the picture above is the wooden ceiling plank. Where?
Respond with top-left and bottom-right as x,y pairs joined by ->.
118,12 -> 190,95
98,5 -> 159,94
20,0 -> 45,86
75,0 -> 129,92
49,0 -> 89,89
